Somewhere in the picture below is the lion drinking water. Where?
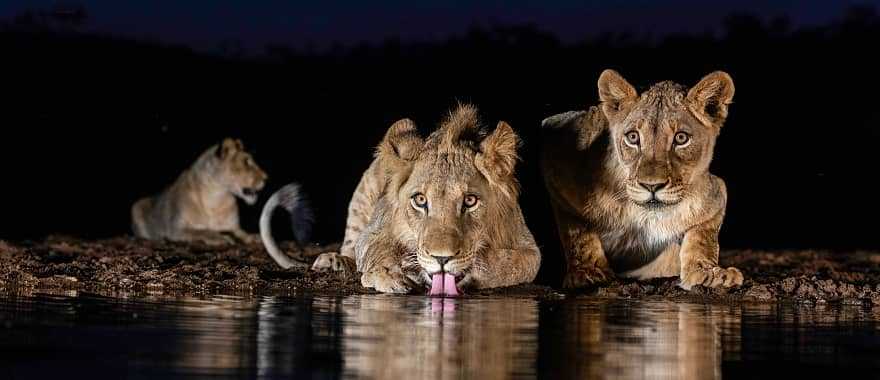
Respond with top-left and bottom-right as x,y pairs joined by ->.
290,105 -> 541,294
542,70 -> 742,290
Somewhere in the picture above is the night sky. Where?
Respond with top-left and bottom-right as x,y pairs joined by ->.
3,0 -> 879,53
3,0 -> 880,252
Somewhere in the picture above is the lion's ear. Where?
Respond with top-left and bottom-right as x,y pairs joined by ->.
687,71 -> 735,126
377,118 -> 423,163
216,137 -> 242,159
598,69 -> 638,119
478,121 -> 520,181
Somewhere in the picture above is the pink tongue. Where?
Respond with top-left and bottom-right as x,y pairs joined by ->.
429,273 -> 445,296
442,273 -> 459,296
428,273 -> 460,297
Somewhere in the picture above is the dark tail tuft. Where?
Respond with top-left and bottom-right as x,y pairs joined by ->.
275,183 -> 314,245
259,182 -> 314,269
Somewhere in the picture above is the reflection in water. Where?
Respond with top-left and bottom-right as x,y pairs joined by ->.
341,296 -> 539,379
1,291 -> 879,379
253,296 -> 346,378
174,296 -> 258,374
540,300 -> 740,380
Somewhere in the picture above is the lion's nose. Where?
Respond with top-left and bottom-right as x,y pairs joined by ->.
432,255 -> 453,267
639,180 -> 669,194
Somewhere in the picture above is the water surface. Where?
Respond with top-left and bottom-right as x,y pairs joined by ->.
1,291 -> 879,379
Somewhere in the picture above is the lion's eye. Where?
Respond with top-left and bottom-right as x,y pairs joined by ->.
411,193 -> 428,209
463,194 -> 480,210
673,132 -> 690,146
625,131 -> 640,146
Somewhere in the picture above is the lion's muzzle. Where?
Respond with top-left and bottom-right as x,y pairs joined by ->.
420,225 -> 462,271
419,224 -> 467,296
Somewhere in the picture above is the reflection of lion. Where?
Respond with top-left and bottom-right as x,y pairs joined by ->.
542,299 -> 731,379
342,296 -> 539,379
131,138 -> 267,245
312,105 -> 541,294
542,70 -> 742,289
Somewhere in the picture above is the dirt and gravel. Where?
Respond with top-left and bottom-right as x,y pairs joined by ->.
2,236 -> 880,305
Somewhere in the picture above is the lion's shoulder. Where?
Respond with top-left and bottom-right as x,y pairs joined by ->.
542,106 -> 607,151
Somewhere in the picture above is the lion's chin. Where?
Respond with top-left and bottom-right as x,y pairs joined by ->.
428,273 -> 461,297
629,197 -> 681,210
639,199 -> 674,210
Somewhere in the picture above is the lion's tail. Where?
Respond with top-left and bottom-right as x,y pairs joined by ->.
259,182 -> 314,269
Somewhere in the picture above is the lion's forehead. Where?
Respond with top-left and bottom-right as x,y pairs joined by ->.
640,81 -> 687,105
622,104 -> 690,138
411,151 -> 479,184
623,81 -> 688,123
224,153 -> 263,177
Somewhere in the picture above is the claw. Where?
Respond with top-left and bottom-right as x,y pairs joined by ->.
681,263 -> 743,290
563,263 -> 613,289
362,267 -> 413,294
311,252 -> 355,273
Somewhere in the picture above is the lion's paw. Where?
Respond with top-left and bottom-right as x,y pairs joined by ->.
226,231 -> 261,245
311,252 -> 355,273
362,268 -> 413,294
199,232 -> 237,246
680,263 -> 743,290
563,261 -> 613,289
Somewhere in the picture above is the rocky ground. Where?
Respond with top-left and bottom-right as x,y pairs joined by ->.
2,236 -> 880,305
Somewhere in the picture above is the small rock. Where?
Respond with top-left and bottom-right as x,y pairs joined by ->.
796,282 -> 817,299
744,285 -> 773,301
781,277 -> 798,293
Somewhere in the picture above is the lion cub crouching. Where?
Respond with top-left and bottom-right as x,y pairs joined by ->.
542,70 -> 742,290
132,138 -> 267,245
311,105 -> 541,294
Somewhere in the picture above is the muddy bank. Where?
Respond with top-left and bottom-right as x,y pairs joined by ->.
2,237 -> 880,304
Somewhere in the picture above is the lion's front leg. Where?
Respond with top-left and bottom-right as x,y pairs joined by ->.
562,230 -> 613,288
311,252 -> 357,274
357,237 -> 414,294
226,229 -> 261,245
361,262 -> 414,294
555,211 -> 614,288
463,245 -> 541,290
177,228 -> 236,245
679,209 -> 743,290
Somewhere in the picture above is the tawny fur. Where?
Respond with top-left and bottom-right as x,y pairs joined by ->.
131,138 -> 268,245
312,104 -> 541,293
541,70 -> 742,290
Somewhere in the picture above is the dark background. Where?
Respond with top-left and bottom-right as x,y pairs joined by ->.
2,2 -> 879,284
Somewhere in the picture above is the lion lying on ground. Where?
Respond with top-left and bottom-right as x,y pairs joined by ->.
541,70 -> 742,290
132,138 -> 267,245
304,105 -> 541,294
